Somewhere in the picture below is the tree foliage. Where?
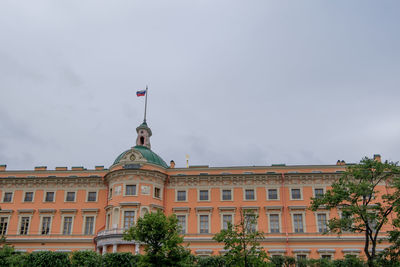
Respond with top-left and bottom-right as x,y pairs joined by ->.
310,156 -> 400,267
70,250 -> 102,267
123,211 -> 191,267
102,252 -> 140,267
213,209 -> 267,267
26,251 -> 71,267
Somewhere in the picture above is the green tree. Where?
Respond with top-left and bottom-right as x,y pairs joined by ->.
310,156 -> 400,267
70,250 -> 102,267
26,251 -> 70,267
123,211 -> 191,267
102,252 -> 140,267
213,209 -> 267,267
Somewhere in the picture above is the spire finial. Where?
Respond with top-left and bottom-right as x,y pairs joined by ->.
143,85 -> 148,123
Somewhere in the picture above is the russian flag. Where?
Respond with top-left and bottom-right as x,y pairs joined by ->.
136,90 -> 146,97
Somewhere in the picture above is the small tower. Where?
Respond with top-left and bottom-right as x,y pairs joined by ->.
136,121 -> 152,149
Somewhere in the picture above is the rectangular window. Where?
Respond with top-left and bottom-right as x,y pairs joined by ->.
109,188 -> 112,199
62,217 -> 73,235
199,215 -> 209,233
3,192 -> 12,202
0,217 -> 8,235
268,189 -> 278,200
154,187 -> 161,198
41,217 -> 51,235
20,217 -> 30,235
124,211 -> 135,229
84,216 -> 95,235
87,192 -> 97,202
45,192 -> 55,202
245,189 -> 255,200
269,214 -> 280,233
245,214 -> 257,233
317,214 -> 328,233
222,190 -> 232,201
321,255 -> 331,260
199,190 -> 209,201
222,214 -> 232,230
314,188 -> 324,199
126,185 -> 137,196
291,189 -> 301,200
293,214 -> 304,233
66,192 -> 75,202
177,215 -> 186,234
297,254 -> 307,261
177,190 -> 186,201
24,192 -> 33,202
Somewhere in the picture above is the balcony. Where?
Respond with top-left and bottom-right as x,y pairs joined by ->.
94,228 -> 138,254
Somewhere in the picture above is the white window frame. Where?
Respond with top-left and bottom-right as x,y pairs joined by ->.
61,215 -> 75,235
39,215 -> 54,235
2,191 -> 14,203
153,186 -> 162,199
82,215 -> 97,235
0,215 -> 11,235
124,184 -> 138,196
86,190 -> 98,202
220,213 -> 234,230
290,188 -> 303,200
65,191 -> 77,202
23,190 -> 35,203
244,188 -> 256,201
18,215 -> 33,235
176,214 -> 188,234
198,213 -> 211,234
268,213 -> 282,233
122,209 -> 137,229
291,212 -> 306,233
198,189 -> 210,202
221,189 -> 233,201
176,190 -> 187,202
43,191 -> 56,203
315,212 -> 329,233
313,187 -> 325,199
266,188 -> 280,201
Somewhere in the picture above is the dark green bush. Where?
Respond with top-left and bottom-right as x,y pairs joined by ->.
102,252 -> 140,267
71,250 -> 102,267
26,251 -> 70,267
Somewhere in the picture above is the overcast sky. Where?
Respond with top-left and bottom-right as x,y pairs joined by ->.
0,1 -> 399,170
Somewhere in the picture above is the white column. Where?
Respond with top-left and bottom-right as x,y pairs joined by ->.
113,244 -> 117,253
102,245 -> 107,255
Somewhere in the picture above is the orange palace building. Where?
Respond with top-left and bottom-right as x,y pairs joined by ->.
0,120 -> 389,259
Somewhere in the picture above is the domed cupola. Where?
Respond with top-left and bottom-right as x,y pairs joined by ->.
111,121 -> 168,169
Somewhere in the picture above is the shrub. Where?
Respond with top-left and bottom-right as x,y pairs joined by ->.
71,250 -> 102,267
102,252 -> 140,267
26,251 -> 70,267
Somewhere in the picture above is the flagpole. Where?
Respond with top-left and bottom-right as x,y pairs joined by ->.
144,85 -> 148,123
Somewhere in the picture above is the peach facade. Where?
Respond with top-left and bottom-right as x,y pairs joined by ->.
0,121 -> 390,260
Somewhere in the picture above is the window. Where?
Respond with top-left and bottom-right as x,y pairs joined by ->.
314,188 -> 324,199
3,192 -> 12,202
124,211 -> 135,229
20,217 -> 30,235
87,192 -> 97,202
177,190 -> 186,201
222,189 -> 232,201
245,214 -> 257,233
199,215 -> 209,233
177,215 -> 186,234
41,217 -> 51,235
297,254 -> 307,262
291,189 -> 301,200
45,192 -> 55,202
0,217 -> 8,235
199,190 -> 209,201
222,214 -> 232,230
293,214 -> 304,233
245,189 -> 255,200
62,217 -> 73,235
321,255 -> 331,260
268,189 -> 278,200
269,214 -> 280,233
84,216 -> 95,235
24,192 -> 33,202
109,188 -> 112,199
154,187 -> 161,198
66,192 -> 75,202
317,214 -> 328,233
126,185 -> 136,196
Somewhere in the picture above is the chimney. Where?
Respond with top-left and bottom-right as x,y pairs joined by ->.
95,166 -> 104,170
373,154 -> 381,163
55,167 -> 68,171
170,160 -> 175,168
336,160 -> 341,166
0,165 -> 6,171
35,166 -> 47,171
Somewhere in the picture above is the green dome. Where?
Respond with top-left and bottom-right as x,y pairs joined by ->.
113,145 -> 168,168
